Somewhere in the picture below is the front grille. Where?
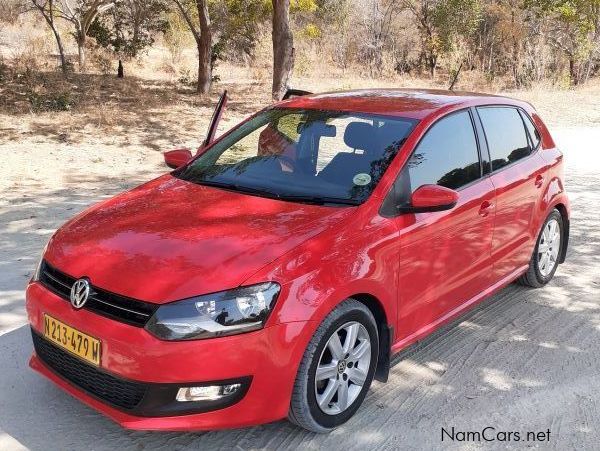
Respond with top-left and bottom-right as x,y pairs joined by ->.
39,260 -> 158,327
32,330 -> 148,410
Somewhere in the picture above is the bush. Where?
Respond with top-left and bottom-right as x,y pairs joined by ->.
28,91 -> 74,112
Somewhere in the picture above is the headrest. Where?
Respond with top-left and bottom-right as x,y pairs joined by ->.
344,122 -> 375,152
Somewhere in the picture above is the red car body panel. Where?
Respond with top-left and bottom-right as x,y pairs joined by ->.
44,175 -> 353,303
27,89 -> 570,430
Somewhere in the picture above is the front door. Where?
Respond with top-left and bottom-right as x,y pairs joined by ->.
394,110 -> 496,344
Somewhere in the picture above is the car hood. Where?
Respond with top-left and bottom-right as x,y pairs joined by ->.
45,175 -> 354,303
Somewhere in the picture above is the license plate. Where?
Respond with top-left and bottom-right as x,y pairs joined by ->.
43,314 -> 101,366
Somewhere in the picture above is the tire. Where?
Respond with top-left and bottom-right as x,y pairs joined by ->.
288,299 -> 379,433
518,209 -> 563,288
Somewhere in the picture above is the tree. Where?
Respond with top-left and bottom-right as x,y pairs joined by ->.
30,0 -> 69,73
88,0 -> 169,58
209,0 -> 270,63
527,0 -> 600,84
402,0 -> 482,77
56,0 -> 116,71
357,0 -> 403,76
172,0 -> 213,94
272,0 -> 294,100
1,0 -> 26,24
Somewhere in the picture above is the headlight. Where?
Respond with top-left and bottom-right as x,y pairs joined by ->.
145,282 -> 280,341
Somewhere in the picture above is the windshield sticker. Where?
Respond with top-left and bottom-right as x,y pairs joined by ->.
353,173 -> 372,186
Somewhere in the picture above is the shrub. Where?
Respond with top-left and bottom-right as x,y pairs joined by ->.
28,91 -> 74,112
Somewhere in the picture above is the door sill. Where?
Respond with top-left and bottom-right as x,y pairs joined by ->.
391,265 -> 528,355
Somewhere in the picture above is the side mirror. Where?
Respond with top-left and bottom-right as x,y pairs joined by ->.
402,184 -> 459,213
164,148 -> 193,169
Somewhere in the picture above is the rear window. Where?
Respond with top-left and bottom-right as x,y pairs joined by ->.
477,107 -> 531,171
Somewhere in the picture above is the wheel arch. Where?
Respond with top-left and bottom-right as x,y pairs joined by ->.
349,293 -> 392,383
553,202 -> 569,263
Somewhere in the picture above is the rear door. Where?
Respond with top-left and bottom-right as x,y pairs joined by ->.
396,109 -> 496,342
475,106 -> 545,281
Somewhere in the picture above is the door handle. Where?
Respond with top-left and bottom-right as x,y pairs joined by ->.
535,174 -> 544,188
478,200 -> 494,217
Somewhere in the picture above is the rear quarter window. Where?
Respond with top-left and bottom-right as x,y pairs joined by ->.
519,110 -> 541,149
477,107 -> 531,171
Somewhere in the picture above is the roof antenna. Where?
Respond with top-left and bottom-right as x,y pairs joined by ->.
448,62 -> 463,91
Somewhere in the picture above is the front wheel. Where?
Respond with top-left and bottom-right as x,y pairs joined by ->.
518,209 -> 564,287
288,299 -> 379,433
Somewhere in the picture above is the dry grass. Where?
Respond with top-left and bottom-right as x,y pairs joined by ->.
1,54 -> 599,159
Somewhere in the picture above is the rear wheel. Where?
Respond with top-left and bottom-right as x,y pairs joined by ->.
288,299 -> 378,433
518,209 -> 563,287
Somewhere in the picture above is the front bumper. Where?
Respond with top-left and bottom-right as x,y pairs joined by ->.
26,282 -> 312,431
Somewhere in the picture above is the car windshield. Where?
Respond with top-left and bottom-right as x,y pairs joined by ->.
175,108 -> 417,205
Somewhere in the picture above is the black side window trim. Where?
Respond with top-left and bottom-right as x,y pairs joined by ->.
470,106 -> 492,176
474,105 -> 539,175
518,109 -> 542,152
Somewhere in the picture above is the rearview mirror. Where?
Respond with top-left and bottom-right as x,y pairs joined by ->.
164,149 -> 193,169
401,184 -> 459,213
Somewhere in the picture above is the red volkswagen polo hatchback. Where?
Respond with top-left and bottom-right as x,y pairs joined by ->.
27,89 -> 569,433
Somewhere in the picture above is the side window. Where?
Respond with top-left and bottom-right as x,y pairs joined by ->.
406,110 -> 481,191
519,110 -> 541,149
478,107 -> 531,171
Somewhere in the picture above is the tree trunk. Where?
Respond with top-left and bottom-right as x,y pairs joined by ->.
569,58 -> 579,85
36,2 -> 68,74
45,17 -> 68,73
195,0 -> 212,94
428,54 -> 436,78
272,0 -> 294,101
77,32 -> 86,72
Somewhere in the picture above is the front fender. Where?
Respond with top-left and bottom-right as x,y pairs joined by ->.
245,211 -> 399,333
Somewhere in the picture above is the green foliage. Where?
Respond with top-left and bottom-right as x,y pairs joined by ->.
164,11 -> 195,63
301,23 -> 321,39
434,0 -> 483,52
89,0 -> 169,57
209,0 -> 270,60
525,0 -> 600,82
290,0 -> 318,12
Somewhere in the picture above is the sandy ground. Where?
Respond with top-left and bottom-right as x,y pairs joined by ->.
1,100 -> 599,449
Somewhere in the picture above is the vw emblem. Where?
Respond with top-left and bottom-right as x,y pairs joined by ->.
70,278 -> 90,309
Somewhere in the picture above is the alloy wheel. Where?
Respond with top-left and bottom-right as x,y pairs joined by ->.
538,218 -> 561,277
314,321 -> 371,415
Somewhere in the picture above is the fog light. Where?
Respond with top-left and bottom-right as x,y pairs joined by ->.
176,383 -> 241,402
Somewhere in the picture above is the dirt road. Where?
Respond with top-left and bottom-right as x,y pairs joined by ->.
0,126 -> 598,450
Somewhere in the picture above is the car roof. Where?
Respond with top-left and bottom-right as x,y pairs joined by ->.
278,88 -> 529,120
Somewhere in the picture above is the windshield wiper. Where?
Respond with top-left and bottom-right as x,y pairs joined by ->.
197,180 -> 358,206
196,180 -> 281,199
276,194 -> 359,206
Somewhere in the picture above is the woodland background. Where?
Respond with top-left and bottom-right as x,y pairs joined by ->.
1,0 -> 599,107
